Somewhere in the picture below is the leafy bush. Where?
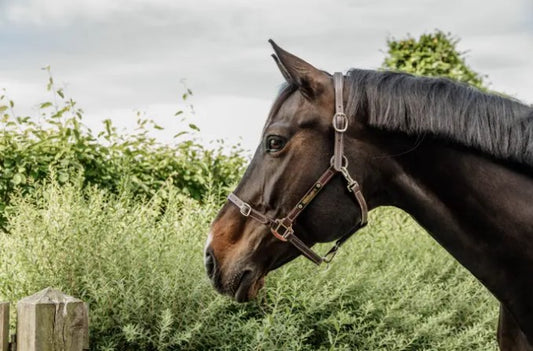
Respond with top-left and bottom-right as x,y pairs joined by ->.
382,30 -> 486,89
0,69 -> 245,225
0,180 -> 498,350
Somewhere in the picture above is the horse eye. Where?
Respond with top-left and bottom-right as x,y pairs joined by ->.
266,135 -> 286,153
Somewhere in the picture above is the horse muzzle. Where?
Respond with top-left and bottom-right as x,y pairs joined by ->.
204,242 -> 265,302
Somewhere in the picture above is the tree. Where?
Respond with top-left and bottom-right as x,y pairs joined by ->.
382,30 -> 486,90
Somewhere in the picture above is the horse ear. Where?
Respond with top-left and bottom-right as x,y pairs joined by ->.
269,39 -> 330,100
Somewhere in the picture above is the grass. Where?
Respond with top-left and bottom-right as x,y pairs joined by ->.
0,180 -> 498,350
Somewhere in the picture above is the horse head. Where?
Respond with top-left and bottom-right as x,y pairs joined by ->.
204,41 -> 379,302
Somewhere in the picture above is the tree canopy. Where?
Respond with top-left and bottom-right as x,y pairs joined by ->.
382,30 -> 486,90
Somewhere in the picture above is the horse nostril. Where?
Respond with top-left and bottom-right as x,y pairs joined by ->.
204,246 -> 216,280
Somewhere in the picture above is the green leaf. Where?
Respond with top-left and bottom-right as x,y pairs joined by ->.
47,77 -> 54,91
40,102 -> 53,109
0,106 -> 7,113
188,123 -> 200,132
58,172 -> 69,183
173,131 -> 188,138
12,173 -> 25,185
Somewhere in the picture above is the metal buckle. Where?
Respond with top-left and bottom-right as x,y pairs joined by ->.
271,219 -> 293,242
240,203 -> 252,217
332,113 -> 348,132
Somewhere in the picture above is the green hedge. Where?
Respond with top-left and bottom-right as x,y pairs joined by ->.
0,70 -> 245,225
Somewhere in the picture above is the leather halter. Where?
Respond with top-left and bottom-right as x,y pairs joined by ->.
228,72 -> 368,265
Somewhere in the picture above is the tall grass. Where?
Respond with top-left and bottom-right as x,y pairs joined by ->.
0,180 -> 498,350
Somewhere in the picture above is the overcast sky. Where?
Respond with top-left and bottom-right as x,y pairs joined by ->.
1,0 -> 532,152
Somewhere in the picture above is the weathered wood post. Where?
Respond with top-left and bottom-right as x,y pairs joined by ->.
16,288 -> 88,351
0,302 -> 8,351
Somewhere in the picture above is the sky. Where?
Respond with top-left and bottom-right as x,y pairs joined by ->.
1,0 -> 532,153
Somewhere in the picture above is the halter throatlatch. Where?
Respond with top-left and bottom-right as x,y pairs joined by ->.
228,72 -> 368,265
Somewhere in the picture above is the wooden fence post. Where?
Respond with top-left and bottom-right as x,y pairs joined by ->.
16,287 -> 88,351
0,302 -> 8,351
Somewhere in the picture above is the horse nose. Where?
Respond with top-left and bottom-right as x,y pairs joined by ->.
204,245 -> 217,280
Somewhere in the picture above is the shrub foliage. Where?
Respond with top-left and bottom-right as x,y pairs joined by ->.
0,181 -> 498,350
0,69 -> 245,225
382,30 -> 486,89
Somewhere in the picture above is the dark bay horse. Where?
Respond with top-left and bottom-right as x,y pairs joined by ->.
205,40 -> 533,350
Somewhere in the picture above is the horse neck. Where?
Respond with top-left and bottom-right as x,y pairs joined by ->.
367,135 -> 533,337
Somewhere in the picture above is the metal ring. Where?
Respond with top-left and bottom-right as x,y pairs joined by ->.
322,250 -> 337,264
330,155 -> 349,168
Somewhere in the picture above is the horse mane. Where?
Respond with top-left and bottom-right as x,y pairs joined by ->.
344,69 -> 533,167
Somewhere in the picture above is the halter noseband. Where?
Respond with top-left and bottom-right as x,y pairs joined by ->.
228,72 -> 368,265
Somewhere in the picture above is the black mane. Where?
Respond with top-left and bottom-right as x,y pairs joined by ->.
345,69 -> 533,167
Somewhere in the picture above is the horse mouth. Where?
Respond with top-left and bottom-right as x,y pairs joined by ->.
233,270 -> 265,303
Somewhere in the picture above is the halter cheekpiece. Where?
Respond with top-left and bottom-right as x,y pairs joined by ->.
228,72 -> 368,265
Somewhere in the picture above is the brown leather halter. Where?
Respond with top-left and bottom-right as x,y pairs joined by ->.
228,72 -> 368,265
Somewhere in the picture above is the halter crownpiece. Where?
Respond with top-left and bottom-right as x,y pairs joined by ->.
228,72 -> 368,265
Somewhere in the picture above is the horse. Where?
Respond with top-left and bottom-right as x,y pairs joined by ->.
204,40 -> 533,350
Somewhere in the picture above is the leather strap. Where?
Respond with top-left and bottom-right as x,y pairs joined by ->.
285,232 -> 323,264
352,184 -> 368,225
286,166 -> 337,222
227,193 -> 273,225
332,72 -> 347,171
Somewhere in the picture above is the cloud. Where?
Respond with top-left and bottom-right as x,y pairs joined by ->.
1,0 -> 532,153
2,0 -> 123,25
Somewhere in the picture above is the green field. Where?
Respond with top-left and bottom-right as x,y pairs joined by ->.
0,181 -> 498,350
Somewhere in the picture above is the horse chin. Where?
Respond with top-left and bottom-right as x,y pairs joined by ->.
234,272 -> 265,303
